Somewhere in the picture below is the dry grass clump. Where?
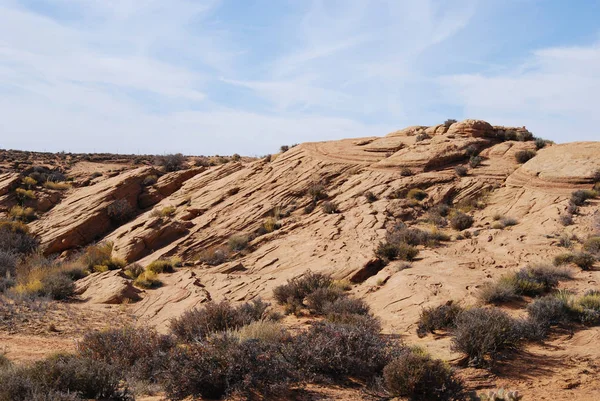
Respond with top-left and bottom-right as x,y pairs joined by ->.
197,246 -> 230,266
151,206 -> 176,218
583,236 -> 600,254
43,181 -> 71,190
79,242 -> 125,273
155,153 -> 186,172
15,188 -> 36,201
570,189 -> 597,206
228,234 -> 249,252
321,201 -> 339,214
407,188 -> 428,201
9,206 -> 36,222
146,257 -> 181,274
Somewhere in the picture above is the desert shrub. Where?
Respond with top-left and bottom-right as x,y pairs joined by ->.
407,188 -> 428,201
554,252 -> 595,270
0,354 -> 128,401
163,335 -> 294,400
107,199 -> 134,224
323,296 -> 371,317
383,349 -> 464,400
22,176 -> 37,188
170,299 -> 274,342
321,201 -> 339,214
567,201 -> 579,214
515,130 -> 534,141
415,133 -> 430,142
78,326 -> 175,381
583,236 -> 600,254
375,241 -> 419,262
146,258 -> 178,274
273,271 -> 332,311
197,246 -> 230,265
305,287 -> 343,314
233,321 -> 288,343
9,206 -> 36,222
514,150 -> 536,163
400,167 -> 413,177
417,302 -> 463,337
527,295 -> 572,330
469,156 -> 482,168
15,188 -> 36,201
133,271 -> 162,289
478,276 -> 519,304
155,153 -> 185,172
124,263 -> 145,279
0,221 -> 39,255
231,153 -> 241,162
501,217 -> 518,227
151,205 -> 176,218
288,321 -> 394,379
513,264 -> 572,295
444,119 -> 457,127
142,175 -> 157,186
280,145 -> 289,153
364,191 -> 378,203
79,242 -> 124,272
43,181 -> 71,190
450,212 -> 473,231
228,234 -> 249,251
39,272 -> 75,300
534,137 -> 547,149
0,250 -> 17,279
559,213 -> 574,226
451,308 -> 524,367
570,189 -> 597,206
307,183 -> 328,202
455,165 -> 468,177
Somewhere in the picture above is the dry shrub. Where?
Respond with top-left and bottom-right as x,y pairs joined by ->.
454,165 -> 468,177
163,335 -> 294,400
155,153 -> 185,172
407,188 -> 428,201
570,189 -> 597,206
133,271 -> 161,289
228,234 -> 249,251
9,206 -> 36,222
305,287 -> 344,314
107,199 -> 134,224
288,320 -> 394,379
0,221 -> 39,255
417,302 -> 463,337
321,201 -> 339,214
554,252 -> 595,270
383,349 -> 464,400
197,246 -> 230,266
375,241 -> 419,262
78,326 -> 175,381
583,236 -> 600,254
273,271 -> 332,311
169,299 -> 274,342
79,242 -> 124,272
514,150 -> 536,163
450,212 -> 474,231
451,308 -> 525,367
146,258 -> 178,274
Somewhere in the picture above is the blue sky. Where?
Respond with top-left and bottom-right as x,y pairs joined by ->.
0,0 -> 599,155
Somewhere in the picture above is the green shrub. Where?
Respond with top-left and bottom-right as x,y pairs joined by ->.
375,241 -> 419,262
527,295 -> 572,330
383,349 -> 464,400
146,258 -> 179,274
514,150 -> 536,163
133,271 -> 162,289
124,263 -> 145,280
417,302 -> 463,337
554,252 -> 595,270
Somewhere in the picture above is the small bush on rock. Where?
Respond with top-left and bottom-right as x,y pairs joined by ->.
515,150 -> 536,163
417,302 -> 463,337
450,212 -> 473,231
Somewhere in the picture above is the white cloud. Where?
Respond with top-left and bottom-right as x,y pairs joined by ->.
440,42 -> 600,142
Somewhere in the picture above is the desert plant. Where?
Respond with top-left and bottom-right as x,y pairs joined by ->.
321,201 -> 339,214
383,349 -> 464,400
583,236 -> 600,254
197,246 -> 230,266
288,320 -> 393,379
364,191 -> 378,203
417,302 -> 463,337
8,206 -> 36,222
142,175 -> 158,186
15,188 -> 36,202
527,295 -> 572,330
146,258 -> 179,274
228,234 -> 249,252
0,221 -> 39,255
559,213 -> 574,226
133,271 -> 162,289
155,153 -> 185,172
307,183 -> 328,202
78,326 -> 175,381
478,276 -> 519,304
39,272 -> 75,300
450,212 -> 473,231
407,188 -> 428,201
451,308 -> 524,367
469,156 -> 482,168
454,165 -> 468,177
477,388 -> 523,401
107,199 -> 134,224
273,271 -> 333,312
375,241 -> 419,262
124,263 -> 145,280
570,189 -> 597,206
400,167 -> 413,176
304,287 -> 344,314
514,150 -> 536,163
534,137 -> 547,149
169,299 -> 274,342
79,242 -> 125,272
415,133 -> 430,142
554,252 -> 595,270
43,181 -> 71,190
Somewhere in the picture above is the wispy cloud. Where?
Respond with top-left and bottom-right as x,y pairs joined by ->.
0,0 -> 597,154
